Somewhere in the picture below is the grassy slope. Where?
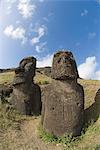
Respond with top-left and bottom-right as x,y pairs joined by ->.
0,71 -> 100,150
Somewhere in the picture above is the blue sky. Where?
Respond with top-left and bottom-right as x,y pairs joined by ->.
0,0 -> 100,79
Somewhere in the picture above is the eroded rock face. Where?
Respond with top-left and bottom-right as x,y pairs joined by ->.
42,51 -> 84,137
94,89 -> 100,117
44,67 -> 51,77
51,51 -> 79,80
84,89 -> 100,124
11,57 -> 41,115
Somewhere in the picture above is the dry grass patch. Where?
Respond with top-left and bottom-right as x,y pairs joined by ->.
34,72 -> 51,85
0,72 -> 100,150
0,72 -> 15,85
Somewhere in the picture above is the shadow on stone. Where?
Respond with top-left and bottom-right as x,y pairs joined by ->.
84,89 -> 100,125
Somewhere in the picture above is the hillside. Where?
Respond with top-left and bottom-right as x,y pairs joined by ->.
0,71 -> 100,150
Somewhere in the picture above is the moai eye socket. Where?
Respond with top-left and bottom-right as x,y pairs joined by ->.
57,56 -> 69,64
57,57 -> 61,63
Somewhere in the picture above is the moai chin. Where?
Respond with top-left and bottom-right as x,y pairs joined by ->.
42,51 -> 84,137
11,57 -> 41,115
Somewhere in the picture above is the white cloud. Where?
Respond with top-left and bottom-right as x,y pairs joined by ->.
4,25 -> 27,44
96,0 -> 100,5
95,71 -> 100,80
6,5 -> 12,14
18,0 -> 36,18
88,32 -> 96,39
81,9 -> 88,16
37,54 -> 53,67
31,37 -> 40,44
31,25 -> 47,45
6,0 -> 16,3
35,42 -> 47,53
5,0 -> 17,14
16,20 -> 21,25
31,25 -> 47,53
78,56 -> 100,80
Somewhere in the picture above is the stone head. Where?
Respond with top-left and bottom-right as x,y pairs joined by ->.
51,51 -> 79,80
13,57 -> 36,85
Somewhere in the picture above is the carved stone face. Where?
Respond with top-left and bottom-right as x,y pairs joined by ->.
51,51 -> 79,80
13,57 -> 36,85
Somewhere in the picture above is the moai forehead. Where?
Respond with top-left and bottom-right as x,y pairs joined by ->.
51,51 -> 79,80
19,57 -> 36,69
13,57 -> 36,85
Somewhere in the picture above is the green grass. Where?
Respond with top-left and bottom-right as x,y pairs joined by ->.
0,71 -> 100,150
0,71 -> 51,85
34,72 -> 51,85
38,117 -> 100,150
38,124 -> 77,148
0,103 -> 23,132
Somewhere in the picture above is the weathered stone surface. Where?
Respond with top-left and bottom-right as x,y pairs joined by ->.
51,51 -> 79,80
42,50 -> 84,137
44,67 -> 51,77
11,57 -> 41,115
84,89 -> 100,124
95,89 -> 100,117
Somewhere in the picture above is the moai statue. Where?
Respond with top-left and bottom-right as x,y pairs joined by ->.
42,51 -> 84,137
11,57 -> 41,115
95,89 -> 100,117
85,88 -> 100,123
94,89 -> 100,120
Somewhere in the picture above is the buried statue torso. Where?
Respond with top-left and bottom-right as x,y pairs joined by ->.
42,80 -> 84,137
41,51 -> 84,137
11,83 -> 41,115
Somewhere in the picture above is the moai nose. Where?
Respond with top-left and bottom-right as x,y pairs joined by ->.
62,57 -> 68,63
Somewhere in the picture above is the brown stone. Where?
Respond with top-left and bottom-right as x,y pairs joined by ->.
51,51 -> 79,80
44,67 -> 51,77
42,50 -> 84,137
84,89 -> 100,124
11,57 -> 41,115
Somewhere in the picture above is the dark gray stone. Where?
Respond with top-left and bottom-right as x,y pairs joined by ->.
44,67 -> 51,77
42,51 -> 84,137
11,57 -> 41,115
